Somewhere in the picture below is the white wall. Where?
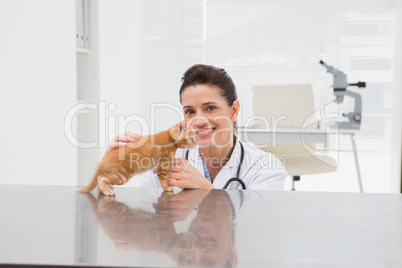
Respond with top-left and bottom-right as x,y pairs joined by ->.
0,0 -> 142,186
76,0 -> 142,186
98,0 -> 142,147
0,0 -> 77,185
393,0 -> 402,192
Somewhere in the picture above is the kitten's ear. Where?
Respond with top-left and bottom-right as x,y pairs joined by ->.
169,122 -> 182,140
187,121 -> 196,130
178,121 -> 186,133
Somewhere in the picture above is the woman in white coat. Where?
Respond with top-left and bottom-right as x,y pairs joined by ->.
108,64 -> 287,191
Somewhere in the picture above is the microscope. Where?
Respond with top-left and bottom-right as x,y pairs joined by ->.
319,60 -> 366,129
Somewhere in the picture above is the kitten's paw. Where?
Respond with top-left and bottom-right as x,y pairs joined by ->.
164,186 -> 174,192
101,188 -> 116,196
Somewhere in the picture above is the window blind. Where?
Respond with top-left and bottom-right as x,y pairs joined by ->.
141,0 -> 397,152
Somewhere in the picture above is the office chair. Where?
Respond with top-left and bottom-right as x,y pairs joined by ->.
251,84 -> 337,190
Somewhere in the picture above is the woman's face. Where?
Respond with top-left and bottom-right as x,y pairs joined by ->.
181,84 -> 240,149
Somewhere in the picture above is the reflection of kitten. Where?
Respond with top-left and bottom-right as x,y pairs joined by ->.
77,122 -> 196,196
81,193 -> 196,261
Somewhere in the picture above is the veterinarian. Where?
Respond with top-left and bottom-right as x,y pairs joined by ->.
108,64 -> 287,190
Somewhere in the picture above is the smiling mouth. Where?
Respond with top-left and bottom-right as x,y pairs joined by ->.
191,229 -> 217,249
193,230 -> 214,241
196,128 -> 216,135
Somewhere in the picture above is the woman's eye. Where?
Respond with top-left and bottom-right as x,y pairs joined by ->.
184,109 -> 194,115
207,106 -> 216,111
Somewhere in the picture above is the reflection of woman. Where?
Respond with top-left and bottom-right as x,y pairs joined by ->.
185,190 -> 238,267
83,189 -> 238,267
108,64 -> 287,190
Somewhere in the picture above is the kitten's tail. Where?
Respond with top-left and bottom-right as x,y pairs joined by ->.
76,172 -> 99,193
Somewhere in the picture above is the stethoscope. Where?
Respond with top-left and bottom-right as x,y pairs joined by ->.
184,141 -> 247,190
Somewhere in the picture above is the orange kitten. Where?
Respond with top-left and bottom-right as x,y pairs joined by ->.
77,122 -> 196,195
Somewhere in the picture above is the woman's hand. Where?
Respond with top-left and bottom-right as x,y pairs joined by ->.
105,132 -> 141,153
167,158 -> 215,189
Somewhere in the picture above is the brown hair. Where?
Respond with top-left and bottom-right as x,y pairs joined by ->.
179,64 -> 238,131
179,64 -> 238,105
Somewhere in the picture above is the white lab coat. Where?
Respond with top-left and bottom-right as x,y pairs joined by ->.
126,139 -> 287,191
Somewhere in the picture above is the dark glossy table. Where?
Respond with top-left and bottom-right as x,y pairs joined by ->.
0,185 -> 401,267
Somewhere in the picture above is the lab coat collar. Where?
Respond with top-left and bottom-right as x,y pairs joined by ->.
186,145 -> 204,175
187,137 -> 242,183
225,137 -> 242,169
188,137 -> 241,168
